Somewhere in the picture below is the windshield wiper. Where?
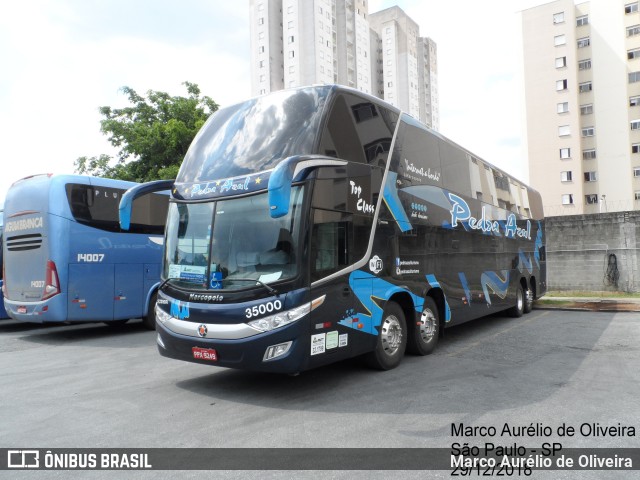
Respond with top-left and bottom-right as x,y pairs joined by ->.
226,278 -> 279,296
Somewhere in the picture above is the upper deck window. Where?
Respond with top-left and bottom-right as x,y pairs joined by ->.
317,93 -> 398,167
177,88 -> 331,184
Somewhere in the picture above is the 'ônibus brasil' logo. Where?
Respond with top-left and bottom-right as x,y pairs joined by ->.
447,193 -> 531,240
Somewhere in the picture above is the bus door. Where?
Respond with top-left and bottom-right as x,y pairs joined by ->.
307,164 -> 378,361
114,263 -> 144,319
309,208 -> 358,360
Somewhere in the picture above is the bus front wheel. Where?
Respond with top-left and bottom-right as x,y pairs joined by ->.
407,297 -> 439,356
365,302 -> 407,370
142,291 -> 158,330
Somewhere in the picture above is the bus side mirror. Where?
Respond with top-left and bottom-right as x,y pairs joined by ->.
268,156 -> 347,218
119,179 -> 175,230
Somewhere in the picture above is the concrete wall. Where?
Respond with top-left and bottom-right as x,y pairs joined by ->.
546,212 -> 640,292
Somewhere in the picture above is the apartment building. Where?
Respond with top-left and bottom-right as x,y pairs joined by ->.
249,0 -> 439,129
522,0 -> 640,215
249,0 -> 285,95
418,36 -> 439,130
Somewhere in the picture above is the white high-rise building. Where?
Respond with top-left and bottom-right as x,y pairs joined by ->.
522,0 -> 640,215
249,0 -> 439,129
369,6 -> 421,120
250,0 -> 284,96
418,36 -> 439,131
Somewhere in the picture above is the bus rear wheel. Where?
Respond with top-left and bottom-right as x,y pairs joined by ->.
524,287 -> 534,314
407,297 -> 439,355
365,302 -> 407,370
142,291 -> 158,330
508,284 -> 525,318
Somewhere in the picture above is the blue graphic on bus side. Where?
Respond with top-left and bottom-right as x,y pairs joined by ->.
480,271 -> 510,306
458,272 -> 471,307
518,250 -> 533,274
382,172 -> 412,232
341,270 -> 424,335
534,221 -> 543,269
425,274 -> 452,322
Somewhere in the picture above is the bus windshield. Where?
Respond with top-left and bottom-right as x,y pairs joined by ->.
163,186 -> 305,291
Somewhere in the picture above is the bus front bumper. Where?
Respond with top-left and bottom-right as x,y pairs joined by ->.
155,318 -> 309,374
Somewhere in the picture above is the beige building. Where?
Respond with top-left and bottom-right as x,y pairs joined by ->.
522,0 -> 640,215
249,0 -> 439,129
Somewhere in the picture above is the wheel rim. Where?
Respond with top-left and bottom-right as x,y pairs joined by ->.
517,288 -> 524,310
381,314 -> 403,355
419,308 -> 437,343
525,289 -> 533,309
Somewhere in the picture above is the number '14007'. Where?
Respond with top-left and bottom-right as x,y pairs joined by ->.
77,254 -> 105,262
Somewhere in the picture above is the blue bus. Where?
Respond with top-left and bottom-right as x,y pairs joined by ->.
121,85 -> 546,373
3,174 -> 168,328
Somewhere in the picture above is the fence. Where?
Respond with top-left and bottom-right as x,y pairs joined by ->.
545,212 -> 640,292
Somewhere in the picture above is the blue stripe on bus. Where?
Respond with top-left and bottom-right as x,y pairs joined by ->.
518,249 -> 533,274
342,270 -> 423,335
425,274 -> 451,322
534,221 -> 543,269
382,172 -> 412,232
480,270 -> 510,306
458,272 -> 471,307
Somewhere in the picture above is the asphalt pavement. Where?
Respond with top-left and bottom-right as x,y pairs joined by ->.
1,308 -> 639,479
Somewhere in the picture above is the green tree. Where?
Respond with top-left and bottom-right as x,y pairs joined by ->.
75,82 -> 218,182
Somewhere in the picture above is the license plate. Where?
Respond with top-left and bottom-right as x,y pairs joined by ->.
17,306 -> 27,314
192,347 -> 217,362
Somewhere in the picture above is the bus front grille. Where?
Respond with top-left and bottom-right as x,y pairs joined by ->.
7,233 -> 43,251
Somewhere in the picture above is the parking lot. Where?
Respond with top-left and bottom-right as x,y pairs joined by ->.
1,309 -> 639,479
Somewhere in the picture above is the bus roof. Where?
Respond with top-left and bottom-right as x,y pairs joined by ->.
9,173 -> 139,190
4,174 -> 141,220
176,85 -> 400,186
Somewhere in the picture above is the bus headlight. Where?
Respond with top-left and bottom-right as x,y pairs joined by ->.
248,295 -> 326,333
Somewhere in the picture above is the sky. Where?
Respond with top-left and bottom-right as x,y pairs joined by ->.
0,0 -> 550,207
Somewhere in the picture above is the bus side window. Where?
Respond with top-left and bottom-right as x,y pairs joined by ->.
310,209 -> 373,282
317,94 -> 397,167
67,185 -> 93,222
311,209 -> 349,281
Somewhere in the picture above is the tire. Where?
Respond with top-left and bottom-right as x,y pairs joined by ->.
523,287 -> 534,314
365,302 -> 407,370
407,296 -> 439,355
508,284 -> 525,318
142,291 -> 158,330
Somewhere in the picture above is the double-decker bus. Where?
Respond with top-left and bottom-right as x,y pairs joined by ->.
120,85 -> 546,373
3,174 -> 168,328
